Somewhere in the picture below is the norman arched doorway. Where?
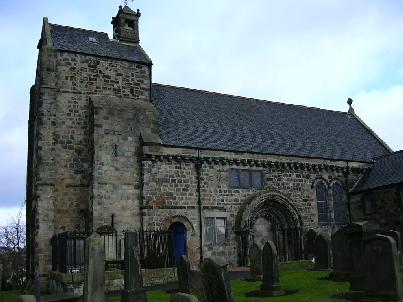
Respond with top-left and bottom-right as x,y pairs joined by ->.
168,222 -> 187,265
236,192 -> 303,265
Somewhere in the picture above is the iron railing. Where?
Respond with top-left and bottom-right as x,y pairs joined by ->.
51,228 -> 174,273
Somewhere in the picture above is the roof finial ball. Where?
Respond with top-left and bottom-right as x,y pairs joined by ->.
347,98 -> 354,114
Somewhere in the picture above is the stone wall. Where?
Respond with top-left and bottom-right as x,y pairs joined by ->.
351,186 -> 402,231
27,20 -> 152,280
141,145 -> 368,267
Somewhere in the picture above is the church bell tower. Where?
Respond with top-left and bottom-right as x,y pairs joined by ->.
111,5 -> 141,44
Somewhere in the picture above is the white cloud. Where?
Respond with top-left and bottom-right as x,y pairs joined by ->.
0,0 -> 403,210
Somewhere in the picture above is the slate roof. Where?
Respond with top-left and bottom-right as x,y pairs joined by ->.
151,84 -> 391,162
49,23 -> 151,64
351,151 -> 403,193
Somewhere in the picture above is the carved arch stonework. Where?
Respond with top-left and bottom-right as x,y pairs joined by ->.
161,215 -> 195,235
236,191 -> 303,265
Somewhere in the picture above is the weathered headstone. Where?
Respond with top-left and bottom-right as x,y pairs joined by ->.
16,296 -> 36,302
248,243 -> 262,281
121,232 -> 147,302
382,230 -> 402,264
363,234 -> 403,301
177,255 -> 191,294
260,240 -> 285,297
34,271 -> 41,302
303,229 -> 317,260
83,233 -> 106,302
200,257 -> 234,302
344,222 -> 379,294
0,264 -> 2,291
329,229 -> 353,281
313,234 -> 330,270
171,292 -> 199,302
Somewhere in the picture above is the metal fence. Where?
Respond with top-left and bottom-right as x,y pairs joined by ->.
51,228 -> 174,273
51,231 -> 87,273
138,230 -> 173,269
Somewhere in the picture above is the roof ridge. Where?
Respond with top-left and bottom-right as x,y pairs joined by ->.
49,23 -> 109,36
152,83 -> 348,115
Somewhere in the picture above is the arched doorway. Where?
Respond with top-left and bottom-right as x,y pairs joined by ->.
236,192 -> 303,265
168,222 -> 187,265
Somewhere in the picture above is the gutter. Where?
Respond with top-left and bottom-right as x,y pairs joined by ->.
345,161 -> 352,224
196,149 -> 203,263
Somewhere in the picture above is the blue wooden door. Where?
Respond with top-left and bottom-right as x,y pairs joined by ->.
170,222 -> 187,265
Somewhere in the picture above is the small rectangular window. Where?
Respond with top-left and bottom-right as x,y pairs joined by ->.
215,218 -> 226,244
229,169 -> 264,189
239,170 -> 251,188
204,217 -> 227,245
229,169 -> 240,188
252,171 -> 264,189
204,217 -> 215,245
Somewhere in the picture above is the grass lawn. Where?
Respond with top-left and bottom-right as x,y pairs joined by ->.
0,290 -> 20,302
231,270 -> 349,302
107,291 -> 170,302
1,268 -> 349,302
0,290 -> 171,302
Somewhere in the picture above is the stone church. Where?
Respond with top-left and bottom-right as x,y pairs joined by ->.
26,5 -> 394,281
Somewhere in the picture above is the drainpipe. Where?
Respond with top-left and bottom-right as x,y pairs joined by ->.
345,161 -> 352,224
196,149 -> 203,263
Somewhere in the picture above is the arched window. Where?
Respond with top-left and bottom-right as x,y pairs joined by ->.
316,181 -> 329,224
332,183 -> 346,225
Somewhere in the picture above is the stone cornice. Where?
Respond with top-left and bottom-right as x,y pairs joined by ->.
141,154 -> 368,174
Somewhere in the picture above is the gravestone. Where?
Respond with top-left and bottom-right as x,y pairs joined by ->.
303,229 -> 317,260
121,232 -> 147,302
313,234 -> 330,270
177,255 -> 191,294
344,222 -> 379,294
83,233 -> 106,302
34,271 -> 41,302
200,257 -> 234,302
248,243 -> 262,281
0,264 -> 2,290
382,230 -> 402,264
260,240 -> 285,297
329,229 -> 353,281
171,292 -> 199,302
16,296 -> 36,302
363,234 -> 403,301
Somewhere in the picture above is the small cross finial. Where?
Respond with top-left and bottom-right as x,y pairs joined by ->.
347,98 -> 354,114
123,0 -> 133,6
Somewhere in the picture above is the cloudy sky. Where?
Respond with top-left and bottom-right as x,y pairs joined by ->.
0,0 -> 402,224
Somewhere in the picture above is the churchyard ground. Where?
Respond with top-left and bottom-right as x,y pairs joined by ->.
0,263 -> 352,302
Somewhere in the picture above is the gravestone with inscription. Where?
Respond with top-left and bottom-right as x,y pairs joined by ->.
313,234 -> 330,270
382,230 -> 402,265
363,234 -> 403,301
121,232 -> 147,302
200,257 -> 234,302
344,222 -> 379,294
83,233 -> 106,302
260,240 -> 285,297
248,243 -> 262,281
177,255 -> 191,294
329,229 -> 353,281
